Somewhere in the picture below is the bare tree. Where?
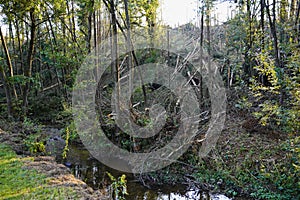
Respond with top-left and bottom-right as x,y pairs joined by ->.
0,28 -> 13,117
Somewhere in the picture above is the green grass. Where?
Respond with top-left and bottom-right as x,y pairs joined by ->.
0,144 -> 80,200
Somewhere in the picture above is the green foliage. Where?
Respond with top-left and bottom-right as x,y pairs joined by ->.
235,96 -> 252,110
126,0 -> 159,28
194,138 -> 300,199
65,121 -> 79,141
22,117 -> 41,132
29,141 -> 46,154
24,134 -> 46,154
7,75 -> 30,85
249,51 -> 300,131
55,101 -> 73,126
106,172 -> 128,200
62,127 -> 70,159
22,118 -> 47,155
248,138 -> 300,199
22,117 -> 33,128
226,0 -> 300,134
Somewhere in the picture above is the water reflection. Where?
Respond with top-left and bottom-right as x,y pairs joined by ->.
126,187 -> 232,200
158,191 -> 231,200
60,144 -> 232,200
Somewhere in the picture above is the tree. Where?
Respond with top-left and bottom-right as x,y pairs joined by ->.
0,27 -> 14,117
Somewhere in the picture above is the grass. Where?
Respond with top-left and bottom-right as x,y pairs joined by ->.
0,144 -> 80,200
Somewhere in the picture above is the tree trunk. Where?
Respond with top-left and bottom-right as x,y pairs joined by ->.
22,8 -> 37,116
0,66 -> 13,117
244,0 -> 254,78
107,0 -> 120,136
93,9 -> 98,80
124,0 -> 133,94
87,0 -> 94,53
290,0 -> 296,19
205,0 -> 211,107
71,0 -> 77,44
266,0 -> 281,69
109,0 -> 119,83
266,0 -> 284,104
15,19 -> 24,76
0,28 -> 13,117
261,0 -> 265,48
0,27 -> 16,100
199,7 -> 204,106
8,21 -> 18,100
124,0 -> 138,152
295,1 -> 300,43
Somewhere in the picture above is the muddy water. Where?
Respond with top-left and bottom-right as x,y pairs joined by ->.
55,144 -> 232,200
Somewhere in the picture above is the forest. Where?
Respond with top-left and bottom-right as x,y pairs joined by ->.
0,0 -> 299,199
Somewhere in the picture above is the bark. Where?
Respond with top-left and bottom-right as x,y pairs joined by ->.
15,19 -> 24,75
295,1 -> 300,43
87,0 -> 94,52
124,0 -> 133,92
109,0 -> 121,136
206,1 -> 211,57
97,8 -> 102,44
8,21 -> 18,81
261,0 -> 265,48
266,0 -> 284,105
0,28 -> 13,117
244,0 -> 254,78
260,0 -> 266,85
124,0 -> 138,151
0,66 -> 12,117
204,1 -> 211,106
0,27 -> 14,77
48,17 -> 57,45
290,0 -> 296,19
0,27 -> 16,99
199,7 -> 204,104
93,9 -> 98,80
109,0 -> 119,79
296,0 -> 300,25
71,0 -> 77,43
22,8 -> 37,116
265,0 -> 281,69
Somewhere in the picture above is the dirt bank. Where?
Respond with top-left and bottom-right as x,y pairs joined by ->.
0,127 -> 109,200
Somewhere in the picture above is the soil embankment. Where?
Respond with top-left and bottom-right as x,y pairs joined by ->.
0,127 -> 108,200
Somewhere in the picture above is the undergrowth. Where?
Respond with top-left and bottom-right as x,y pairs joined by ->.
194,135 -> 300,199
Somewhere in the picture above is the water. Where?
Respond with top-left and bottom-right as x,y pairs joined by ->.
57,144 -> 232,200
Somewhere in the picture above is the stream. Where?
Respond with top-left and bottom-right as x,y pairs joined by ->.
54,143 -> 232,200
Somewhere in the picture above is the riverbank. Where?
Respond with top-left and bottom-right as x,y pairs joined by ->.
0,108 -> 299,200
0,128 -> 108,200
